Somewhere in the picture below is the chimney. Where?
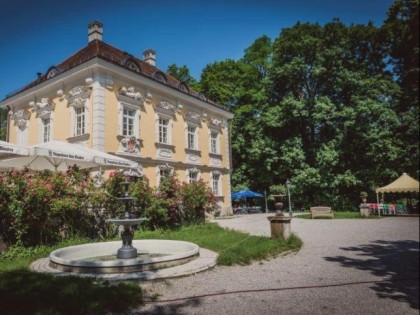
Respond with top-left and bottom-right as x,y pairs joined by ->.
88,20 -> 103,42
143,49 -> 156,66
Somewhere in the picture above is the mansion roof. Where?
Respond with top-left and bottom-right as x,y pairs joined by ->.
4,39 -> 229,112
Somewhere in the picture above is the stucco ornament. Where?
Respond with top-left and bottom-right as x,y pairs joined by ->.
10,109 -> 30,129
120,136 -> 140,153
29,98 -> 51,111
119,86 -> 142,101
210,118 -> 223,127
186,111 -> 201,122
157,101 -> 175,111
68,86 -> 89,98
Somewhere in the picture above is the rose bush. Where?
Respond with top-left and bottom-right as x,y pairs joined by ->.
1,168 -> 219,246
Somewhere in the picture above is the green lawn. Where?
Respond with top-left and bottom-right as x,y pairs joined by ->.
0,223 -> 302,314
135,223 -> 302,265
295,211 -> 381,219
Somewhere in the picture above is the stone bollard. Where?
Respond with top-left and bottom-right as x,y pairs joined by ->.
268,214 -> 292,240
359,203 -> 370,218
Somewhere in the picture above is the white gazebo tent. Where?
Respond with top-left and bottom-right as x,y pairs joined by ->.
375,173 -> 420,216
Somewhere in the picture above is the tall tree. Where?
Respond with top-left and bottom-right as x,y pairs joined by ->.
267,19 -> 401,208
166,64 -> 200,90
383,0 -> 419,177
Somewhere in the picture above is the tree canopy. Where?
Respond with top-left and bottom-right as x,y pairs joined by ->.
196,0 -> 418,210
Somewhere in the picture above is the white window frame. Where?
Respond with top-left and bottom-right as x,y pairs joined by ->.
42,118 -> 51,143
210,130 -> 220,154
156,164 -> 174,186
118,101 -> 141,138
75,107 -> 85,136
211,171 -> 222,196
69,99 -> 89,138
187,125 -> 196,150
186,167 -> 200,183
185,123 -> 199,151
156,114 -> 173,145
122,107 -> 135,137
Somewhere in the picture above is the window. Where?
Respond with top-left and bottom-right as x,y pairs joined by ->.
210,132 -> 219,154
212,173 -> 220,196
122,108 -> 135,136
187,126 -> 196,149
188,171 -> 198,183
75,107 -> 85,136
157,164 -> 174,186
42,118 -> 51,143
159,118 -> 169,144
160,169 -> 170,179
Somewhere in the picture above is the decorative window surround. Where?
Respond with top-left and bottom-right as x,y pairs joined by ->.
118,86 -> 143,102
117,135 -> 142,154
9,109 -> 30,129
116,87 -> 142,154
154,100 -> 176,117
155,112 -> 174,149
156,147 -> 174,160
156,163 -> 174,186
209,117 -> 224,130
186,167 -> 200,183
41,117 -> 51,143
66,85 -> 91,140
184,110 -> 201,124
29,98 -> 55,119
211,170 -> 222,197
209,129 -> 221,155
67,133 -> 90,146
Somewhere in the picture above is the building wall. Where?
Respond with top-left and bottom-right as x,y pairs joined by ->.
6,69 -> 233,215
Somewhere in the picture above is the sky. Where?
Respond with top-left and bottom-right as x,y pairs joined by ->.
0,0 -> 395,100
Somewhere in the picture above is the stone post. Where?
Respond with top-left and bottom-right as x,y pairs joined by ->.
360,203 -> 370,218
267,214 -> 292,240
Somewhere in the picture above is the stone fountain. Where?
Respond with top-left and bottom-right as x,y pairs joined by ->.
107,175 -> 147,259
39,171 -> 213,277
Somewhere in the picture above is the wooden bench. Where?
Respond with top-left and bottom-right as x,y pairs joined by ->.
310,206 -> 334,219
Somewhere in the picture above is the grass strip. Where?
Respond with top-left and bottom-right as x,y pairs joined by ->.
135,223 -> 302,265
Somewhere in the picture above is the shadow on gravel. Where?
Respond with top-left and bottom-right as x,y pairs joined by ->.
325,240 -> 419,310
135,298 -> 202,314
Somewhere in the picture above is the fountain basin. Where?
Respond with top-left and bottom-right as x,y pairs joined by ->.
49,240 -> 200,274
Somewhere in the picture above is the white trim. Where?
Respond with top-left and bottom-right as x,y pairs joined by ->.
156,113 -> 173,145
92,73 -> 105,151
186,167 -> 201,183
211,170 -> 222,197
0,58 -> 232,120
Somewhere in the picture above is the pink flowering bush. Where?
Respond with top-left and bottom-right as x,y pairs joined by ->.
0,167 -> 219,246
0,167 -> 108,246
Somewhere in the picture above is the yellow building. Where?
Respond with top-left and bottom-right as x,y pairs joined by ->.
0,21 -> 234,215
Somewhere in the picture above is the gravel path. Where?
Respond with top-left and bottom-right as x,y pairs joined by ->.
134,214 -> 419,314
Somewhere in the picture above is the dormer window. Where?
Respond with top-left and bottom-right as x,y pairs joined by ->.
154,72 -> 167,84
178,83 -> 189,93
125,59 -> 141,73
46,66 -> 59,79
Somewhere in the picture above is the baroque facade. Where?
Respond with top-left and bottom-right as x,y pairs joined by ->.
0,21 -> 234,215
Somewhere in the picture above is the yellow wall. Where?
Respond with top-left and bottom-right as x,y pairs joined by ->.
7,79 -> 232,213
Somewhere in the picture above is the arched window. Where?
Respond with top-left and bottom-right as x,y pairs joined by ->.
125,59 -> 141,73
178,83 -> 189,93
154,72 -> 167,84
